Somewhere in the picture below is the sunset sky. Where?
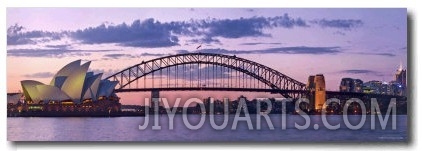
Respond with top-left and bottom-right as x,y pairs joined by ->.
6,8 -> 407,105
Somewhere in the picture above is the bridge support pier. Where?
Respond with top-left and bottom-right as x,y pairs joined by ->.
151,89 -> 160,112
307,74 -> 326,111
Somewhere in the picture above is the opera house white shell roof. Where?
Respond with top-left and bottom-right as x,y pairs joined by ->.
21,60 -> 118,104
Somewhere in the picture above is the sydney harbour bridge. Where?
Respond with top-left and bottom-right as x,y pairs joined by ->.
106,53 -> 307,99
102,53 -> 406,111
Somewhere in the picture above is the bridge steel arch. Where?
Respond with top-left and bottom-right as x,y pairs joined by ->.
105,53 -> 308,99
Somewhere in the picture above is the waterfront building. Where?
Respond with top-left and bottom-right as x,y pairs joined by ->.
339,78 -> 354,92
380,82 -> 390,95
363,80 -> 382,94
307,76 -> 315,90
342,64 -> 406,96
353,79 -> 364,93
339,78 -> 363,92
394,63 -> 407,95
13,60 -> 121,113
388,81 -> 403,96
395,63 -> 407,87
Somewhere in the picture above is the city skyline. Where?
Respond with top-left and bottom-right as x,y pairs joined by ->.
7,8 -> 407,105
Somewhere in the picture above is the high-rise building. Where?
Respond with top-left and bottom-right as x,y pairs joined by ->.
353,79 -> 363,93
339,78 -> 354,92
339,78 -> 363,92
388,81 -> 404,96
363,80 -> 382,94
352,64 -> 407,95
380,83 -> 390,95
307,76 -> 315,90
395,63 -> 406,95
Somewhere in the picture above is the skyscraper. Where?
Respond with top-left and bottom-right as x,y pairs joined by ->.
307,76 -> 315,89
339,78 -> 363,92
395,63 -> 406,95
339,78 -> 354,92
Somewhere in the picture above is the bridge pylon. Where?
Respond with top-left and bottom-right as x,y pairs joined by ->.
307,74 -> 326,111
151,89 -> 160,112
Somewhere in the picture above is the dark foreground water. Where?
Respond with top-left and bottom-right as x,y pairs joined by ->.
8,115 -> 407,141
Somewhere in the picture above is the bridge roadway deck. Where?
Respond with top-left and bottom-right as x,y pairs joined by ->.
8,89 -> 405,99
113,88 -> 405,99
114,87 -> 305,94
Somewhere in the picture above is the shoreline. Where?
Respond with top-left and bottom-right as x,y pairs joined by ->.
7,112 -> 407,117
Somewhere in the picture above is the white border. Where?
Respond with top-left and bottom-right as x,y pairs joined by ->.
1,0 -> 420,151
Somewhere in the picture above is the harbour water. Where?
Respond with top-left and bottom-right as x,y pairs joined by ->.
7,115 -> 407,141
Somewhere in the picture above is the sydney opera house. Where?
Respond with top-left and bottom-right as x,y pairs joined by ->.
7,60 -> 121,116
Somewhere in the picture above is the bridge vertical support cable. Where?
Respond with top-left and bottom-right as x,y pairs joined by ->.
213,64 -> 215,88
250,73 -> 252,89
237,67 -> 239,88
152,70 -> 154,89
144,64 -> 146,89
227,67 -> 229,88
252,70 -> 255,89
230,67 -> 232,88
206,63 -> 209,88
136,66 -> 139,89
190,64 -> 192,88
167,66 -> 169,88
220,64 -> 223,88
199,63 -> 201,87
243,69 -> 245,88
183,63 -> 186,88
176,65 -> 178,87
